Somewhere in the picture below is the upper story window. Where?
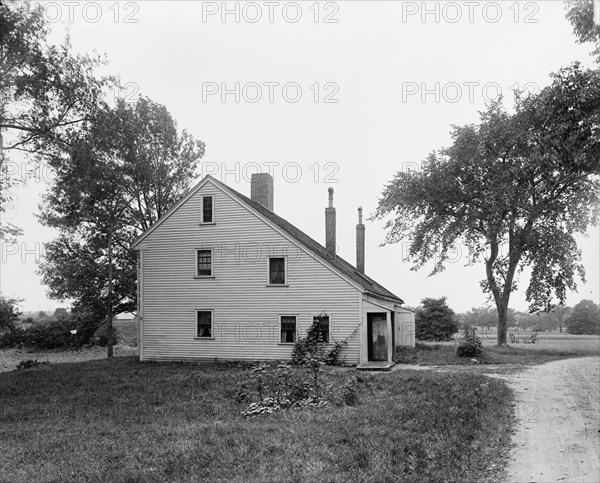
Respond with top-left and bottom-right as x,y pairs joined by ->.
196,249 -> 213,277
313,314 -> 330,343
201,195 -> 213,223
268,257 -> 286,285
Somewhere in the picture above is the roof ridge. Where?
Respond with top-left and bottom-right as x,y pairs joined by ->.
213,177 -> 404,304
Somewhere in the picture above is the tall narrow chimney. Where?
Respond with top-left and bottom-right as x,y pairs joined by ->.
250,173 -> 274,211
325,187 -> 336,259
356,207 -> 365,273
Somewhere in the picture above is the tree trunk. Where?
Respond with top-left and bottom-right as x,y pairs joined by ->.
496,301 -> 508,346
107,225 -> 114,358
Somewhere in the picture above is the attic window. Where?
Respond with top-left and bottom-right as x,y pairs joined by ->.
201,196 -> 213,223
268,257 -> 286,285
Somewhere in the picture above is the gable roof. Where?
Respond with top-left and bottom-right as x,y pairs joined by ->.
132,175 -> 404,304
213,177 -> 404,305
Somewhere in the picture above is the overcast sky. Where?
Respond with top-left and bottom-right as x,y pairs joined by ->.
2,0 -> 599,313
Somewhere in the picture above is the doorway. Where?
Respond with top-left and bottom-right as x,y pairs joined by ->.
367,312 -> 388,361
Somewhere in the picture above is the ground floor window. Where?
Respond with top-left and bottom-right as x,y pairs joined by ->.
196,310 -> 213,338
313,314 -> 330,343
280,315 -> 297,343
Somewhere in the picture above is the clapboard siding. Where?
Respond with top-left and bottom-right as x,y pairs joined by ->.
140,180 -> 361,363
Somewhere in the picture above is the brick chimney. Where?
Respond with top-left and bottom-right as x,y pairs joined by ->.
250,173 -> 274,211
356,207 -> 365,273
325,187 -> 336,259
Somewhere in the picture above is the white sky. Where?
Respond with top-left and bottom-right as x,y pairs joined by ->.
1,0 -> 598,313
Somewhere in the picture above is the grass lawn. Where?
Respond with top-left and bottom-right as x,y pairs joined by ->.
396,336 -> 600,366
0,357 -> 514,482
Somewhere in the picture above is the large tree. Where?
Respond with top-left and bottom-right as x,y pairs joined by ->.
566,299 -> 600,334
39,98 -> 205,356
374,64 -> 600,346
564,0 -> 600,63
415,297 -> 458,342
0,1 -> 107,241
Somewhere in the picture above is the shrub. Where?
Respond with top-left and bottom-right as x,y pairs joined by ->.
0,296 -> 22,333
238,363 -> 357,417
455,325 -> 482,357
16,359 -> 48,371
566,300 -> 600,335
292,315 -> 346,366
415,297 -> 458,341
0,327 -> 26,348
0,311 -> 102,349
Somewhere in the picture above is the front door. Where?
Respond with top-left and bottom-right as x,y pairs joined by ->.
367,312 -> 388,361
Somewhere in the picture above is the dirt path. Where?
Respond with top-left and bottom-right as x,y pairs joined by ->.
504,357 -> 600,483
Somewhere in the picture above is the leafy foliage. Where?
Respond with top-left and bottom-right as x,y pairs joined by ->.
0,311 -> 101,349
564,0 -> 600,63
0,1 -> 107,241
15,359 -> 48,371
38,97 -> 205,355
415,297 -> 458,341
291,314 -> 346,366
566,299 -> 600,335
460,306 -> 516,330
455,325 -> 483,357
238,362 -> 358,418
374,64 -> 600,345
0,296 -> 22,332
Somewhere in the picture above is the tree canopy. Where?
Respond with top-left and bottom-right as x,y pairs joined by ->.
374,63 -> 600,345
415,297 -> 458,342
0,1 -> 107,241
564,0 -> 600,63
566,299 -> 600,335
0,296 -> 22,332
38,97 -> 205,355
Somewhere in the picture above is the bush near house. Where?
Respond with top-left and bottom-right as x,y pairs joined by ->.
455,325 -> 483,357
415,297 -> 459,341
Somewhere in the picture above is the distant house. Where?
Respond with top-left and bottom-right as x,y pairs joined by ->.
131,174 -> 414,365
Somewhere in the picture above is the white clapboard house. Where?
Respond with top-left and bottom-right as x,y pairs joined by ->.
132,173 -> 415,365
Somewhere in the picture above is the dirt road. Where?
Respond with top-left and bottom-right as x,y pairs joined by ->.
505,357 -> 600,483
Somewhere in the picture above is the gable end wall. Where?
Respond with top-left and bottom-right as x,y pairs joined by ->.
140,181 -> 361,363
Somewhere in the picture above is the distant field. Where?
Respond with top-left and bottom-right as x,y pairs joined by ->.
478,332 -> 600,340
492,337 -> 600,354
477,333 -> 600,353
403,334 -> 600,366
